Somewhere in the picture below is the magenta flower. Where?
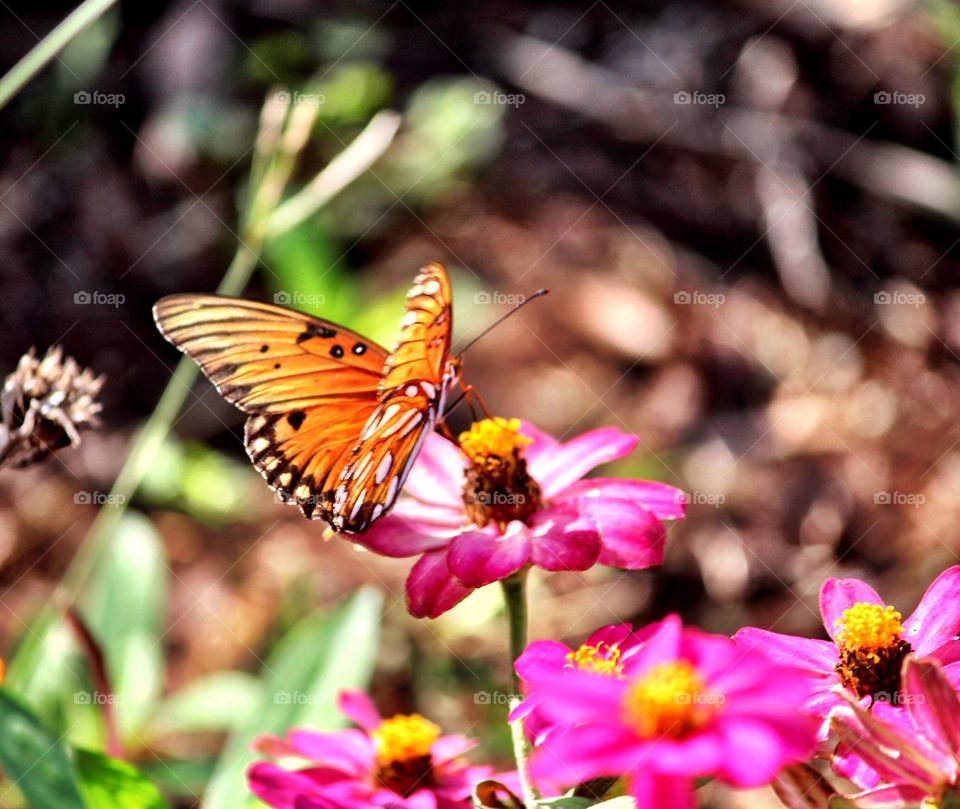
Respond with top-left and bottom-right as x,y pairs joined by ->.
511,622 -> 658,743
830,657 -> 960,806
351,417 -> 684,618
733,567 -> 960,736
247,690 -> 491,809
528,614 -> 818,809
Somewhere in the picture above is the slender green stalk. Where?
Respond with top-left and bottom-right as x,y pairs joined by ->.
501,569 -> 539,808
7,103 -> 401,686
0,0 -> 118,111
59,245 -> 260,599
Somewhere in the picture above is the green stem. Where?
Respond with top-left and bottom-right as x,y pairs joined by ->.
0,0 -> 119,111
7,107 -> 401,687
59,244 -> 260,601
501,569 -> 539,808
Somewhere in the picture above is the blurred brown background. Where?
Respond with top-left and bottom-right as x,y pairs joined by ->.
2,0 -> 960,802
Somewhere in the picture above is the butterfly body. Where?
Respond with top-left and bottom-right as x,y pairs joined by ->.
154,262 -> 459,532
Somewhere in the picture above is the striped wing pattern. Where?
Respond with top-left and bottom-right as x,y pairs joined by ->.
153,262 -> 458,532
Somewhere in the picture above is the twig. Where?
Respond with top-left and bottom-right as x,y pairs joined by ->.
488,28 -> 960,225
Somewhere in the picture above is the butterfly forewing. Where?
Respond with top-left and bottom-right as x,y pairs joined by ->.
153,262 -> 458,533
154,295 -> 388,520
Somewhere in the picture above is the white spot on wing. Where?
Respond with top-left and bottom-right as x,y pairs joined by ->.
375,452 -> 393,485
352,452 -> 375,482
405,384 -> 418,397
420,381 -> 436,400
400,411 -> 423,437
382,409 -> 419,438
423,278 -> 440,295
385,475 -> 399,505
350,489 -> 366,521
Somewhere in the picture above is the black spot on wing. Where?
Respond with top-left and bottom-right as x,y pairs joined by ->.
260,344 -> 269,353
353,343 -> 367,355
296,323 -> 337,344
330,345 -> 344,359
287,411 -> 306,430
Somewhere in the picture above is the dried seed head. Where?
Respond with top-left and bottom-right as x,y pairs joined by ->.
0,346 -> 104,469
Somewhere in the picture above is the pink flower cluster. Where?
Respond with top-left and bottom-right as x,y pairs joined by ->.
351,419 -> 684,618
244,418 -> 960,808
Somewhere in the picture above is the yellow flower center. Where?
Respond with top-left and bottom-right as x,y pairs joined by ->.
459,417 -> 532,467
372,714 -> 440,767
459,417 -> 543,530
622,661 -> 717,739
371,714 -> 439,796
833,603 -> 912,701
565,642 -> 624,677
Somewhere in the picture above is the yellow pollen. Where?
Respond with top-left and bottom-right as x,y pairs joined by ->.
458,417 -> 531,469
623,661 -> 716,739
371,714 -> 440,767
565,642 -> 624,677
834,603 -> 904,653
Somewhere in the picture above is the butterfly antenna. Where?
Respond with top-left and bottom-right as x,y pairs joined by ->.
455,288 -> 550,357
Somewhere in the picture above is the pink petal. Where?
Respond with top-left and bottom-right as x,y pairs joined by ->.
285,729 -> 373,775
931,640 -> 960,668
554,478 -> 685,520
904,658 -> 960,757
732,628 -> 837,676
514,640 -> 572,683
527,427 -> 639,497
531,723 -> 640,787
528,506 -> 601,572
401,432 -> 466,507
626,614 -> 684,672
448,523 -> 531,587
395,790 -> 437,809
517,421 -> 559,466
349,508 -> 460,559
629,773 -> 696,809
430,734 -> 477,764
532,670 -> 629,727
903,566 -> 960,655
405,549 -> 474,619
842,785 -> 931,808
819,577 -> 885,641
579,498 -> 665,570
247,762 -> 316,809
337,690 -> 381,732
716,716 -> 797,787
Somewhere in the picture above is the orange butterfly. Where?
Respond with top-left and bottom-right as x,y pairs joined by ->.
153,262 -> 461,532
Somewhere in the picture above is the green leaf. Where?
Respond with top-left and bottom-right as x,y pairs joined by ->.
262,219 -> 356,321
0,690 -> 86,809
536,799 -> 593,808
203,586 -> 383,809
79,513 -> 168,740
74,748 -> 171,809
146,671 -> 260,738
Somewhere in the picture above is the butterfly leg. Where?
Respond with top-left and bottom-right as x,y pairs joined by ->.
460,383 -> 493,420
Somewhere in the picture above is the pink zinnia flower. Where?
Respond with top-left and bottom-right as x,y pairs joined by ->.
352,417 -> 684,618
734,567 -> 960,737
528,614 -> 818,809
511,622 -> 657,743
247,690 -> 491,809
830,656 -> 960,806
